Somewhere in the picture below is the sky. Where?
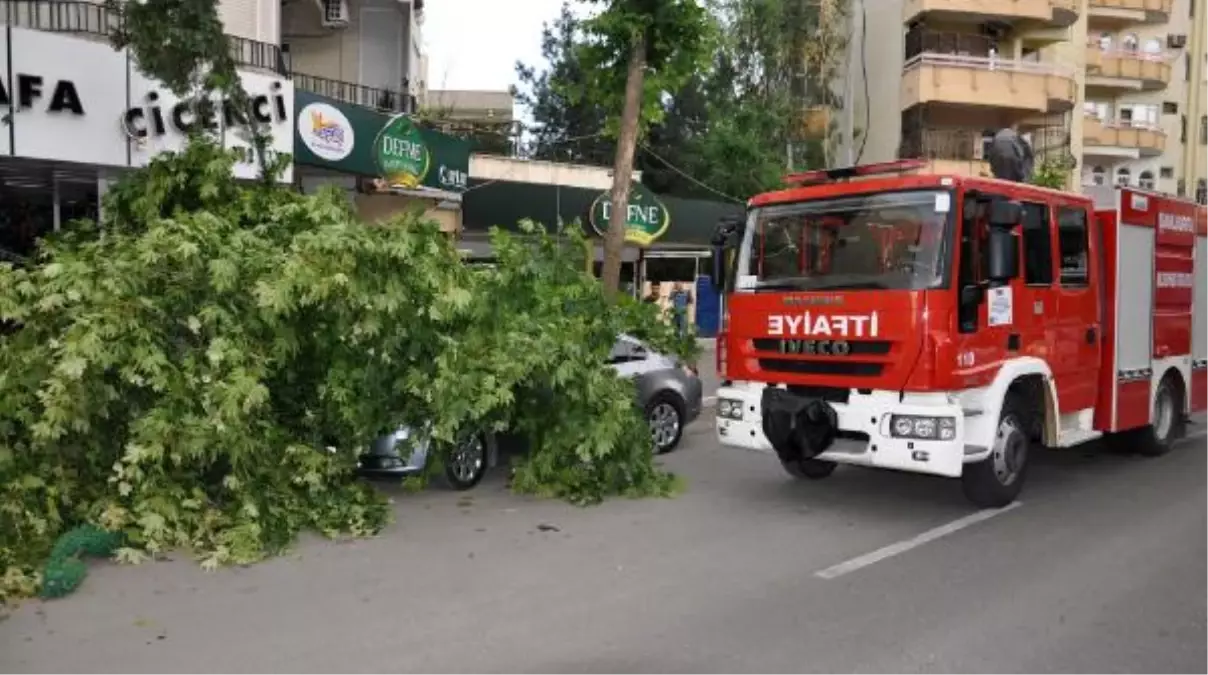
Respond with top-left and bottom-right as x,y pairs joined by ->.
421,0 -> 569,94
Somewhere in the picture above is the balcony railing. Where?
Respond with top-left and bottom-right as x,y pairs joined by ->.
905,30 -> 996,61
0,0 -> 287,74
900,128 -> 987,162
293,73 -> 416,115
903,52 -> 1078,79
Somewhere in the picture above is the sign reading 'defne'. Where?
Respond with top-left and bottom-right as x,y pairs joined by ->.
589,186 -> 671,247
374,114 -> 430,190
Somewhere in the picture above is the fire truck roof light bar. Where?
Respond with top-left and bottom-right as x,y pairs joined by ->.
782,159 -> 929,187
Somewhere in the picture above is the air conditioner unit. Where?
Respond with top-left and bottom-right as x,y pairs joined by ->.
317,0 -> 349,28
1168,34 -> 1187,49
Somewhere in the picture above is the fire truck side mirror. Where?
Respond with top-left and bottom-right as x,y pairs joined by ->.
988,199 -> 1022,228
986,228 -> 1020,283
711,216 -> 743,289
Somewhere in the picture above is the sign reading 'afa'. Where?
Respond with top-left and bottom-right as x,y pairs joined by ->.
767,311 -> 881,338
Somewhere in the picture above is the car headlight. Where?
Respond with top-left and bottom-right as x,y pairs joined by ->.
889,415 -> 957,441
718,398 -> 744,420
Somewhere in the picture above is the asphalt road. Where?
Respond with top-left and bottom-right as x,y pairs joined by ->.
2,415 -> 1205,674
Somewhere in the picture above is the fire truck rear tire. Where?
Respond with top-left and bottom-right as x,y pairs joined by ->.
1137,374 -> 1185,457
781,458 -> 838,480
961,393 -> 1031,509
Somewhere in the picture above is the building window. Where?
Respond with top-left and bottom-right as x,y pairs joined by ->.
1115,167 -> 1131,186
1139,170 -> 1156,190
1160,166 -> 1174,179
1091,166 -> 1107,185
1201,115 -> 1207,144
1178,179 -> 1187,196
1197,179 -> 1208,205
1057,207 -> 1090,287
1163,101 -> 1179,114
1182,115 -> 1188,142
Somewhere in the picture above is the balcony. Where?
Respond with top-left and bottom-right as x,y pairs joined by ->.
0,0 -> 287,74
1087,0 -> 1172,25
1085,45 -> 1172,91
292,73 -> 416,115
902,0 -> 1079,28
899,128 -> 993,177
901,53 -> 1077,115
1083,117 -> 1167,158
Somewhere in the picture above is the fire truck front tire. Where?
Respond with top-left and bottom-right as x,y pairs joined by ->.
961,393 -> 1031,509
781,458 -> 838,480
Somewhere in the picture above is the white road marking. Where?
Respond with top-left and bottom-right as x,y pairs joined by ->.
814,501 -> 1024,580
703,396 -> 717,407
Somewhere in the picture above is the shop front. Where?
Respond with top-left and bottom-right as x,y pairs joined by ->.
292,92 -> 472,232
0,20 -> 294,263
461,178 -> 743,336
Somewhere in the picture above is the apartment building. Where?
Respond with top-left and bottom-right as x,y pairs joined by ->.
845,0 -> 1207,202
281,0 -> 427,114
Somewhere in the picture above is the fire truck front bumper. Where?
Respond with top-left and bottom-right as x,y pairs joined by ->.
714,383 -> 968,478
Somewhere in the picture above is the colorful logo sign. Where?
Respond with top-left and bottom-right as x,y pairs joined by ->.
589,188 -> 671,247
297,102 -> 354,162
374,114 -> 431,189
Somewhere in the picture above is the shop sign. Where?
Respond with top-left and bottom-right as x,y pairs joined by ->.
297,101 -> 354,162
292,91 -> 471,194
122,83 -> 291,141
374,114 -> 430,189
589,185 -> 671,246
0,73 -> 85,115
0,27 -> 294,181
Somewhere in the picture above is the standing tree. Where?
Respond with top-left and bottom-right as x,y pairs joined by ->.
573,0 -> 713,298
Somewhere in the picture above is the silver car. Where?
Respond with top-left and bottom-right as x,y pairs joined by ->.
356,335 -> 704,489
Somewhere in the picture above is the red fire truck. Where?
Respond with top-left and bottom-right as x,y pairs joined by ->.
710,160 -> 1206,508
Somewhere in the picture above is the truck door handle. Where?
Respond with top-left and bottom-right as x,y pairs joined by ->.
1086,327 -> 1096,344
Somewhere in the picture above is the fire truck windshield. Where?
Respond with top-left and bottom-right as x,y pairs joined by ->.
735,189 -> 953,292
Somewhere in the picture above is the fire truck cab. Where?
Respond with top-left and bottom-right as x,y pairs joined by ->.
710,160 -> 1207,508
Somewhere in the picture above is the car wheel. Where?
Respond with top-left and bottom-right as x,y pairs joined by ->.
1137,374 -> 1185,457
647,392 -> 686,455
441,434 -> 488,490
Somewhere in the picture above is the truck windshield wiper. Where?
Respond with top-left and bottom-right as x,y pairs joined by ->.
808,281 -> 891,291
752,276 -> 891,292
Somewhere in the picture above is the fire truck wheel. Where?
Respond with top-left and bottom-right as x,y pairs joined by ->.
961,394 -> 1030,509
1137,375 -> 1185,457
781,458 -> 837,480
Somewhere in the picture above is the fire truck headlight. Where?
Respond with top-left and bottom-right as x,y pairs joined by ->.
718,399 -> 744,420
890,415 -> 957,441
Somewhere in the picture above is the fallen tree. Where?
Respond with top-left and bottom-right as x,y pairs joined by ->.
0,140 -> 694,602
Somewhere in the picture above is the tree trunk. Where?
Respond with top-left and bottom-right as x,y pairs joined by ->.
600,32 -> 647,300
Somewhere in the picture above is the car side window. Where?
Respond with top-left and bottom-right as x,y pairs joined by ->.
1020,201 -> 1054,285
607,339 -> 648,364
1057,206 -> 1090,287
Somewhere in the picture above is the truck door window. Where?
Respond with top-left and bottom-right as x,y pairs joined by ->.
1021,201 -> 1054,285
1056,206 -> 1090,287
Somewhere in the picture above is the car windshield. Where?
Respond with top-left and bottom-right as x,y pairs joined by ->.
735,189 -> 953,292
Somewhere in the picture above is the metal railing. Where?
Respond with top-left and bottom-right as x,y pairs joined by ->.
899,128 -> 987,162
905,30 -> 996,60
1087,42 -> 1175,62
902,52 -> 1078,78
293,72 -> 416,114
0,0 -> 287,74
